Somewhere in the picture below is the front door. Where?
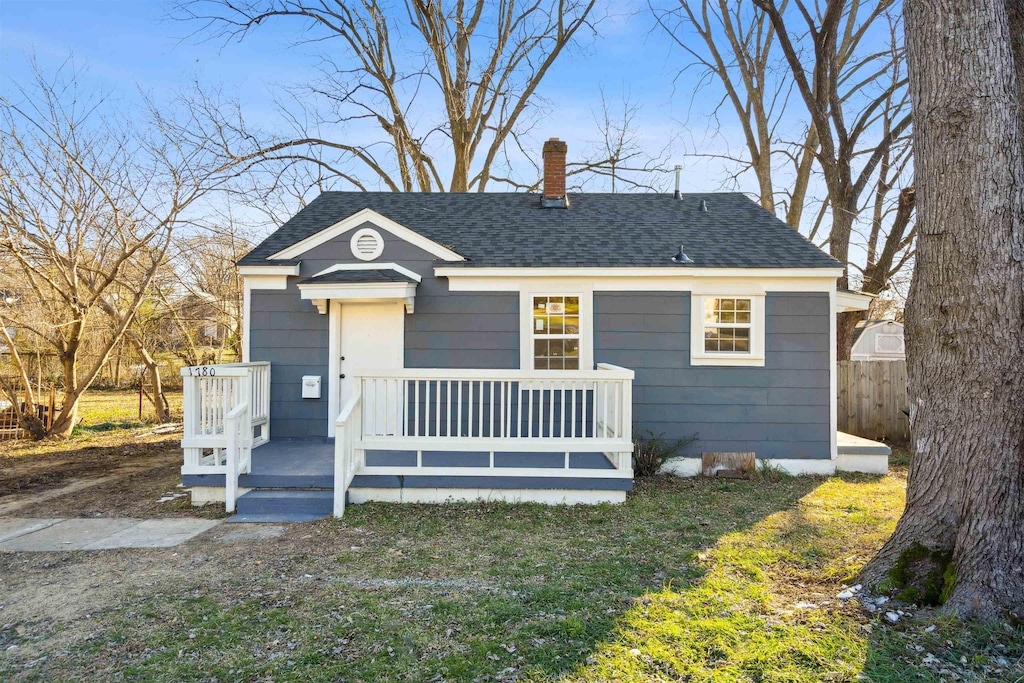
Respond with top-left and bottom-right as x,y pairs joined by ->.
338,302 -> 404,433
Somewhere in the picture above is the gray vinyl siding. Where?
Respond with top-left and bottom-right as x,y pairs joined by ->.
594,291 -> 831,459
249,289 -> 329,438
250,222 -> 831,453
248,222 -> 518,437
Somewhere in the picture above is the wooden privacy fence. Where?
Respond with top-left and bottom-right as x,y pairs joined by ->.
837,360 -> 909,442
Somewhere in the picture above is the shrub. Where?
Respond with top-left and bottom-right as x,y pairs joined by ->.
632,430 -> 698,478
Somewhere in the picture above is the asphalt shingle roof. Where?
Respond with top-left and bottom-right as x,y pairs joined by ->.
298,269 -> 417,284
239,192 -> 841,269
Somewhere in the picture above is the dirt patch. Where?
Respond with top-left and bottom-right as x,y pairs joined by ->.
0,427 -> 225,519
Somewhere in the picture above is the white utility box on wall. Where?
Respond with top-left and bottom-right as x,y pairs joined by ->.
301,375 -> 322,399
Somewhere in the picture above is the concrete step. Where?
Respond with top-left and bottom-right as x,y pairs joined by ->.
234,489 -> 333,522
226,512 -> 329,524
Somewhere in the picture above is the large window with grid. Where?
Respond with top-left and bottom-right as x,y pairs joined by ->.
690,294 -> 766,366
531,295 -> 580,370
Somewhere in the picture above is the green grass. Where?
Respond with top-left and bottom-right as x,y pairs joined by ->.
75,388 -> 183,428
3,472 -> 1022,681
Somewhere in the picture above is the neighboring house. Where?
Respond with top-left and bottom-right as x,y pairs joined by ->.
850,320 -> 906,361
180,139 -> 888,522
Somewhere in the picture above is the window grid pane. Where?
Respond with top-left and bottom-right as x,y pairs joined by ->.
533,295 -> 581,370
703,297 -> 753,354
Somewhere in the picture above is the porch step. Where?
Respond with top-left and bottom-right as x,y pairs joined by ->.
238,471 -> 333,488
229,489 -> 333,523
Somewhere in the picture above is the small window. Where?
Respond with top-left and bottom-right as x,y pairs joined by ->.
703,297 -> 752,353
532,295 -> 580,370
691,294 -> 765,366
350,227 -> 384,261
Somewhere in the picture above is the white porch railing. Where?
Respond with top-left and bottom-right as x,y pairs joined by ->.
180,361 -> 270,476
333,388 -> 364,517
357,365 -> 632,443
353,364 -> 634,472
224,402 -> 252,513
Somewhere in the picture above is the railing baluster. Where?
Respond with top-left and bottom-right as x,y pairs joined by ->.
489,380 -> 495,438
447,379 -> 453,438
603,381 -> 610,439
458,380 -> 464,437
548,381 -> 555,438
414,380 -> 420,437
560,380 -> 566,439
516,381 -> 522,438
530,382 -> 537,438
435,379 -> 441,438
571,381 -> 577,439
478,380 -> 485,438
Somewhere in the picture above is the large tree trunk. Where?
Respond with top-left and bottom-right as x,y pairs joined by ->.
861,0 -> 1024,620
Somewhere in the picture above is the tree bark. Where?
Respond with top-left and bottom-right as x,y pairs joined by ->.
861,0 -> 1024,620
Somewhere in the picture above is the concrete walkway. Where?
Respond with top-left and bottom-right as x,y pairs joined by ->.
0,517 -> 221,552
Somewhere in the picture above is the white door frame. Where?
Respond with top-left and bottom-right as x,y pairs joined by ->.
327,300 -> 405,437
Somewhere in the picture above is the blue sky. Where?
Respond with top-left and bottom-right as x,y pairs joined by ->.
0,0 -> 751,196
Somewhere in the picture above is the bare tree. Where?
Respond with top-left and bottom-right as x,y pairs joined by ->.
160,226 -> 251,366
0,61 -> 241,438
860,0 -> 1024,620
658,0 -> 917,354
654,0 -> 819,225
748,0 -> 914,353
174,0 -> 604,193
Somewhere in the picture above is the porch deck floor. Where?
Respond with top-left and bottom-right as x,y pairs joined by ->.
237,438 -> 617,489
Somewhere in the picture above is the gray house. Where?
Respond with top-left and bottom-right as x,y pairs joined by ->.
179,139 -> 887,522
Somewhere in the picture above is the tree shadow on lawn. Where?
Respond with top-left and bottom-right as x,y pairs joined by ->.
17,474 -> 862,682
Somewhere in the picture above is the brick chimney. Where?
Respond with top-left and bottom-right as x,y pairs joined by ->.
542,138 -> 568,203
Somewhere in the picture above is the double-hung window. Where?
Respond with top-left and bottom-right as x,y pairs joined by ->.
690,294 -> 766,366
531,295 -> 581,370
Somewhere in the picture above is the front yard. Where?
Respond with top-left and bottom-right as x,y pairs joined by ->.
0,420 -> 1021,681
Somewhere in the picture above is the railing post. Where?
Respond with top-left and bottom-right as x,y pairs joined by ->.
334,421 -> 347,517
225,411 -> 239,513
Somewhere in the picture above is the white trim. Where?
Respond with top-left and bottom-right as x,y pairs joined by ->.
436,266 -> 844,279
238,264 -> 301,276
836,453 -> 889,474
347,488 -> 626,505
518,288 -> 594,370
311,262 -> 422,283
829,288 -> 838,460
242,279 -> 252,362
268,208 -> 466,262
327,301 -> 342,437
350,227 -> 385,261
243,274 -> 290,290
660,455 -> 887,476
689,294 -> 766,367
298,281 -> 418,315
837,289 -> 875,312
443,273 -> 839,293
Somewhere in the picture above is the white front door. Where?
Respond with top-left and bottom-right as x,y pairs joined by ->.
336,302 -> 404,434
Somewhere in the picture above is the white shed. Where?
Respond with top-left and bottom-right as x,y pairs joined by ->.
850,320 -> 905,361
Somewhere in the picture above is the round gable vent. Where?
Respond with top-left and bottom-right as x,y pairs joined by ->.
350,227 -> 384,261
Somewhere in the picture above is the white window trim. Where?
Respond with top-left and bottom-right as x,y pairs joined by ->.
350,227 -> 384,261
690,294 -> 766,367
527,293 -> 583,371
519,289 -> 594,371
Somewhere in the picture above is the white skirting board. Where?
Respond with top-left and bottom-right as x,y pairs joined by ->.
347,488 -> 627,505
660,454 -> 888,477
